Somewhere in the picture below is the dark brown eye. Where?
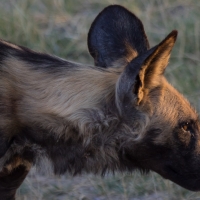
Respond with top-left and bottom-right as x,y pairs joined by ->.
181,122 -> 189,132
179,121 -> 195,139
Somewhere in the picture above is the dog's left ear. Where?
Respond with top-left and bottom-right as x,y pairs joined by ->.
87,5 -> 149,68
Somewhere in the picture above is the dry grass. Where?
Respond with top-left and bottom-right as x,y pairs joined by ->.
0,0 -> 200,199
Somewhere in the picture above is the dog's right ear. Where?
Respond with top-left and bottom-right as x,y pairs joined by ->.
87,5 -> 149,68
116,30 -> 178,114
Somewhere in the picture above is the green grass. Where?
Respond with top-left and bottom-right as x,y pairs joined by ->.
0,0 -> 200,199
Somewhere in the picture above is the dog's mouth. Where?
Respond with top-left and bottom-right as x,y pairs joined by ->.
164,165 -> 180,176
153,164 -> 200,191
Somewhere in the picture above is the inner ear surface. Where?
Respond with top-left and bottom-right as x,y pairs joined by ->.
115,30 -> 178,111
88,5 -> 150,68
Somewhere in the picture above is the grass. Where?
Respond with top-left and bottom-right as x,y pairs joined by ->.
0,0 -> 200,199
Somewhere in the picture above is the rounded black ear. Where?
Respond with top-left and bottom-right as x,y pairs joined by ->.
88,5 -> 150,68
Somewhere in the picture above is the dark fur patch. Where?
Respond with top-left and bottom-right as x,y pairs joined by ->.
0,39 -> 77,73
0,165 -> 29,200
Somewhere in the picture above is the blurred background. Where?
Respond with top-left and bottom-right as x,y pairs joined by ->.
0,0 -> 200,199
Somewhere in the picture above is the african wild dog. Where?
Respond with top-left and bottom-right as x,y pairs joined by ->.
0,4 -> 200,199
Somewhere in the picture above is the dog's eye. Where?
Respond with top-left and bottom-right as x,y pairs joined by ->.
181,121 -> 194,133
182,123 -> 189,132
180,121 -> 195,138
179,120 -> 196,134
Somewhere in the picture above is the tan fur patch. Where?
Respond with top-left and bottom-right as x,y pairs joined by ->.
4,156 -> 32,173
0,40 -> 22,50
1,58 -> 122,138
148,78 -> 198,145
125,42 -> 138,62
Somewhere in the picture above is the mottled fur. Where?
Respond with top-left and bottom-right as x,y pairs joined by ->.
1,5 -> 200,200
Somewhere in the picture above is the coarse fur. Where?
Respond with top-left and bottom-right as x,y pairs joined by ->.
0,5 -> 200,200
